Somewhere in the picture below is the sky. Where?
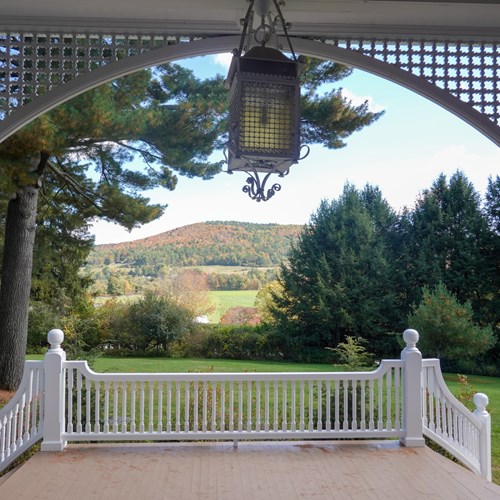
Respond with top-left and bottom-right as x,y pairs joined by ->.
90,53 -> 500,245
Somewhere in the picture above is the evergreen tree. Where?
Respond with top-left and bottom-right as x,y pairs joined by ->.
272,184 -> 398,357
408,282 -> 494,362
401,172 -> 493,321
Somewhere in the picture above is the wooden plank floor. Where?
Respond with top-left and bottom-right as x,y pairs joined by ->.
1,441 -> 499,499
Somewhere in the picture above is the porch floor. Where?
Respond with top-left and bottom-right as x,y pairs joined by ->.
1,440 -> 499,499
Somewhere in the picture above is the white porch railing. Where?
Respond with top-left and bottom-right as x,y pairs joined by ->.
0,328 -> 492,481
0,361 -> 44,471
422,359 -> 492,481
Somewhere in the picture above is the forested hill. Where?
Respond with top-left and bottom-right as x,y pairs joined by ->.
87,221 -> 302,270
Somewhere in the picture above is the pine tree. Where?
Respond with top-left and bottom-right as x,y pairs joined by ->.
272,184 -> 398,357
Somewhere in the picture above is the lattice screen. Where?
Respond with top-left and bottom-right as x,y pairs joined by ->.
327,37 -> 500,126
0,32 -> 194,119
1,31 -> 500,127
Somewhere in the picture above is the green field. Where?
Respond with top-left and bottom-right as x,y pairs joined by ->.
208,290 -> 258,322
93,289 -> 258,323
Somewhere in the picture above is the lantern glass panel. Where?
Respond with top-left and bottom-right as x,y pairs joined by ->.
240,80 -> 295,155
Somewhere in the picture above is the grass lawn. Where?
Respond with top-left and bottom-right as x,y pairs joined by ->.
208,290 -> 258,323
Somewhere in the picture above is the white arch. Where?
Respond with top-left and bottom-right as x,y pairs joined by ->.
0,35 -> 499,146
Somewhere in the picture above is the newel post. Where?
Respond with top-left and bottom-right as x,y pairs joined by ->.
41,329 -> 67,452
400,329 -> 425,447
473,393 -> 492,481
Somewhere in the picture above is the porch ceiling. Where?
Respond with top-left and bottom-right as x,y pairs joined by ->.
2,1 -> 500,40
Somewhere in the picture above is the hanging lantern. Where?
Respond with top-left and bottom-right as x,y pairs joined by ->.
225,0 -> 307,202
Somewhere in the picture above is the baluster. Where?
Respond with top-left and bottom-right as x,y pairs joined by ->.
149,382 -> 154,433
360,380 -> 366,431
386,369 -> 392,430
377,377 -> 383,431
352,380 -> 357,431
24,370 -> 33,442
255,381 -> 261,432
1,415 -> 6,462
428,388 -> 435,432
274,381 -> 279,432
121,382 -> 127,433
335,380 -> 340,431
457,413 -> 463,446
17,394 -> 25,447
444,403 -> 450,439
211,382 -> 217,432
238,381 -> 243,432
86,379 -> 92,433
229,381 -> 234,432
194,382 -> 199,432
203,381 -> 208,432
220,382 -> 225,432
176,382 -> 181,433
95,382 -> 101,433
264,381 -> 270,432
104,381 -> 110,433
5,411 -> 12,457
67,368 -> 74,433
282,380 -> 287,431
139,381 -> 145,433
129,382 -> 135,433
368,379 -> 374,431
77,370 -> 83,433
291,380 -> 297,432
185,382 -> 190,432
167,381 -> 172,433
157,383 -> 163,432
314,380 -> 320,431
421,368 -> 429,428
308,380 -> 314,431
451,407 -> 458,442
247,381 -> 253,432
394,368 -> 401,431
113,381 -> 119,434
343,379 -> 349,431
435,387 -> 442,435
11,404 -> 19,452
31,369 -> 40,436
323,380 -> 331,431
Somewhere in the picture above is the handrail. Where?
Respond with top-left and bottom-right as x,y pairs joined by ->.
422,359 -> 491,480
0,361 -> 44,473
61,359 -> 405,441
1,329 -> 491,482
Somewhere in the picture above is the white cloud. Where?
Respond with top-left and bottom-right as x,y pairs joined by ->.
212,53 -> 233,70
342,89 -> 385,113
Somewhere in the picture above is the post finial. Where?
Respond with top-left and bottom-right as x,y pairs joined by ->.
403,329 -> 419,350
473,393 -> 489,413
47,329 -> 64,350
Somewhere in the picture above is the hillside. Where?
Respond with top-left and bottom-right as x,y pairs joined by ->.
87,221 -> 302,271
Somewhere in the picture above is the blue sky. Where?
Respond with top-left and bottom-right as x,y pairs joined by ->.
90,54 -> 500,245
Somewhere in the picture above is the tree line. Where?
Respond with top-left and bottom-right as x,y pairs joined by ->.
87,221 -> 301,271
268,173 -> 498,374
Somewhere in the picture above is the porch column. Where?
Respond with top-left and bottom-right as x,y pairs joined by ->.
400,329 -> 425,447
41,329 -> 67,451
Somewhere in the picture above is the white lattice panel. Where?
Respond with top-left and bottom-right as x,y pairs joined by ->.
0,32 -> 194,119
329,38 -> 500,126
1,31 -> 499,128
